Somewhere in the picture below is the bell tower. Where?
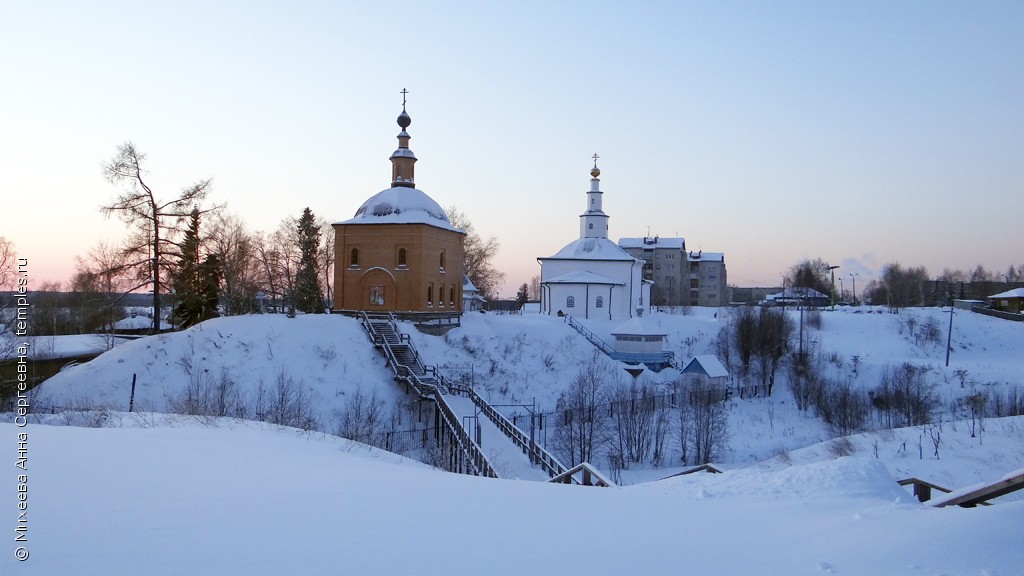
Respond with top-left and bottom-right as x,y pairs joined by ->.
579,153 -> 609,239
390,88 -> 417,188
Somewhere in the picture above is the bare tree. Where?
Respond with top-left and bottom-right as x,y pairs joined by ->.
317,217 -> 335,308
446,206 -> 505,299
529,275 -> 541,301
676,379 -> 729,465
553,355 -> 613,466
101,142 -> 219,332
786,258 -> 831,295
208,211 -> 261,315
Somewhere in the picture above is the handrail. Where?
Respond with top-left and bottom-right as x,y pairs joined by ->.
358,311 -> 495,477
464,386 -> 567,478
433,391 -> 498,478
565,315 -> 614,356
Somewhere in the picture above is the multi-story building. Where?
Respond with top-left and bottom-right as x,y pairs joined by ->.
618,236 -> 727,307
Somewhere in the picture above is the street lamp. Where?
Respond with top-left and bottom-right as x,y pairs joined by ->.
849,273 -> 859,306
828,265 -> 840,311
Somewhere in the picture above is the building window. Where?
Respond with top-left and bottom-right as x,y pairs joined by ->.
567,296 -> 575,308
369,285 -> 384,306
427,283 -> 434,306
398,247 -> 407,267
439,251 -> 446,271
350,248 -> 359,267
596,296 -> 604,308
438,284 -> 445,307
588,223 -> 593,230
449,286 -> 455,306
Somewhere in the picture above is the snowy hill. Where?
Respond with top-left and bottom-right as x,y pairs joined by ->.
5,414 -> 1022,576
32,306 -> 1023,474
33,315 -> 402,431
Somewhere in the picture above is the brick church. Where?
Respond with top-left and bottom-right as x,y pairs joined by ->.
332,96 -> 465,318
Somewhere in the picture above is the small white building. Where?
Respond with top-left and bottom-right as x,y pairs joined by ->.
603,309 -> 674,370
462,275 -> 486,312
538,158 -> 649,320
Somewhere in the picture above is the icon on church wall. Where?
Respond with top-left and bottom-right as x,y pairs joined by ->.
369,285 -> 385,306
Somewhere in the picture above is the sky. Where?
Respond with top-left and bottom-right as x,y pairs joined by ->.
2,1 -> 1022,296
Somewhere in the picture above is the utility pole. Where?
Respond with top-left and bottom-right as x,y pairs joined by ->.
946,293 -> 954,367
850,273 -> 858,306
828,265 -> 840,311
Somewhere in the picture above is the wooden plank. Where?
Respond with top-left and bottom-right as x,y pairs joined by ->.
931,469 -> 1024,508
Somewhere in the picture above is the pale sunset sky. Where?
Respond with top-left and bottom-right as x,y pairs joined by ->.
2,1 -> 1021,296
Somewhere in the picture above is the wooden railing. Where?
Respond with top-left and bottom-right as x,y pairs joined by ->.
459,384 -> 567,479
359,311 -> 494,477
433,390 -> 498,478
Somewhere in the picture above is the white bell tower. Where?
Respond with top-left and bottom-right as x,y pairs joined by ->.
579,153 -> 609,239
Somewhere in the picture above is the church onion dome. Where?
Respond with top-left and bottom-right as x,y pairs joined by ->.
397,109 -> 411,129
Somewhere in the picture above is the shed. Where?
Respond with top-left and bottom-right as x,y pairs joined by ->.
609,311 -> 673,370
681,355 -> 729,388
988,288 -> 1024,314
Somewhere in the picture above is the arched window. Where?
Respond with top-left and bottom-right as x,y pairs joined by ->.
427,283 -> 434,306
449,286 -> 455,306
588,223 -> 593,230
398,248 -> 407,267
567,296 -> 575,308
596,296 -> 604,308
439,250 -> 446,270
350,248 -> 359,267
438,284 -> 445,307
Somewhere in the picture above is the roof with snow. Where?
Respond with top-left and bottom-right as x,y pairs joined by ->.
611,315 -> 667,336
542,270 -> 624,285
541,237 -> 637,261
768,287 -> 830,300
687,251 -> 724,262
618,237 -> 685,250
989,288 -> 1024,299
335,187 -> 463,233
683,355 -> 729,378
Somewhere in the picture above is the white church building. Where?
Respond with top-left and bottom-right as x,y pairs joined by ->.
537,158 -> 650,320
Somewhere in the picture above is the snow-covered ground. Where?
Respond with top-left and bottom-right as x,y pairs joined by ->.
12,306 -> 1024,574
4,413 -> 1022,575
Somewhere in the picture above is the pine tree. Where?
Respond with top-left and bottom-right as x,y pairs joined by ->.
173,208 -> 221,328
294,207 -> 325,313
516,283 -> 529,306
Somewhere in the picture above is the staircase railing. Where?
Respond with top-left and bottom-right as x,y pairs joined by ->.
433,391 -> 498,478
460,384 -> 567,478
565,315 -> 615,356
358,311 -> 493,477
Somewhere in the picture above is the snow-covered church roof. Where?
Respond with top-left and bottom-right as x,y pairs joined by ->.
543,270 -> 625,285
335,187 -> 462,233
542,237 -> 637,262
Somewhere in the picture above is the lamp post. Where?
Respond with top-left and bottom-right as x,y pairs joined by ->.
849,273 -> 858,306
828,265 -> 840,311
839,277 -> 845,303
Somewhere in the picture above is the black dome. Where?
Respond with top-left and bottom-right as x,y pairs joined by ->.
397,110 -> 412,129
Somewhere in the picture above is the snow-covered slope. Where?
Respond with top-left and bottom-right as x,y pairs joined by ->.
5,415 -> 1022,576
33,315 -> 400,428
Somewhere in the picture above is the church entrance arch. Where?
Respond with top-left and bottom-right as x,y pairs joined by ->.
359,267 -> 398,312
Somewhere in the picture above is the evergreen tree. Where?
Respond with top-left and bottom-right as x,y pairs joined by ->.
516,283 -> 529,306
173,208 -> 221,328
294,207 -> 325,313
